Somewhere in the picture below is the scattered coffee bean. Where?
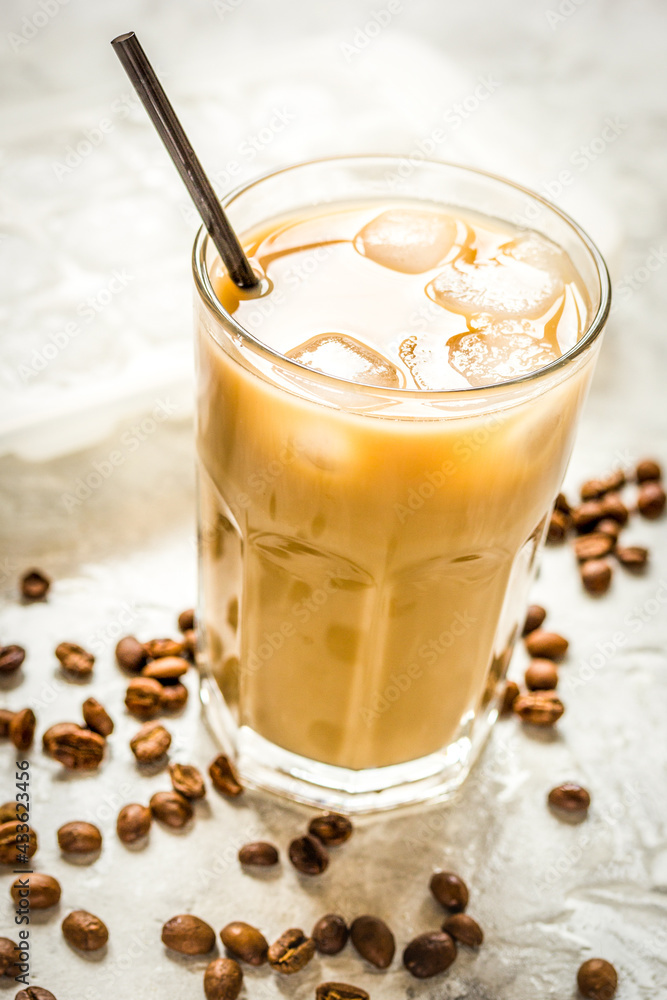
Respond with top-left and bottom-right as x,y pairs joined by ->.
0,709 -> 15,737
555,492 -> 571,514
513,690 -> 565,726
577,957 -> 618,999
82,697 -> 114,737
636,458 -> 661,483
581,558 -> 612,595
403,930 -> 457,978
150,791 -> 193,829
599,493 -> 629,525
638,480 -> 666,519
572,501 -> 604,532
125,677 -> 164,718
238,841 -> 279,867
547,509 -> 570,542
442,913 -> 484,947
429,871 -> 469,912
574,533 -> 614,562
130,722 -> 171,763
143,637 -> 184,659
616,545 -> 649,570
220,921 -> 268,966
0,936 -> 20,976
57,821 -> 102,854
524,630 -> 569,661
601,469 -> 626,492
55,642 -> 94,678
142,655 -> 189,681
580,479 -> 607,501
596,518 -> 621,542
10,872 -> 61,909
115,635 -> 147,673
309,812 -> 353,846
522,604 -> 546,635
178,609 -> 195,632
181,629 -> 197,658
117,803 -> 152,844
267,927 -> 316,974
312,914 -> 349,955
44,725 -> 105,769
61,910 -> 108,951
20,569 -> 50,602
525,659 -> 559,691
501,680 -> 520,714
209,754 -> 243,797
316,984 -> 369,1000
548,783 -> 591,815
41,722 -> 83,755
349,915 -> 395,969
0,801 -> 24,823
289,834 -> 329,875
204,957 -> 243,1000
169,763 -> 206,800
9,708 -> 36,751
0,645 -> 25,675
159,682 -> 188,712
162,914 -> 216,955
15,988 -> 57,1000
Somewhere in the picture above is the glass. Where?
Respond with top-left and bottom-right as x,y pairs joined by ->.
193,157 -> 610,812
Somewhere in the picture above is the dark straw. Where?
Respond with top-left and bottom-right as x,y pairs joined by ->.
111,31 -> 258,289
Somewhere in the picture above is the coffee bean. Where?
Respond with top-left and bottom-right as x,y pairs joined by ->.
117,803 -> 152,844
0,709 -> 15,737
125,677 -> 164,718
309,812 -> 353,846
616,545 -> 649,570
82,697 -> 114,737
142,655 -> 189,681
169,763 -> 206,799
547,509 -> 570,543
513,691 -> 565,726
501,680 -> 520,714
10,872 -> 61,909
429,871 -> 469,912
316,984 -> 369,1000
209,754 -> 243,797
574,533 -> 614,561
45,725 -> 105,769
0,936 -> 20,976
150,791 -> 193,828
524,630 -> 569,661
15,988 -> 57,999
159,682 -> 189,712
115,635 -> 147,673
0,645 -> 25,674
403,930 -> 457,978
220,921 -> 268,966
182,629 -> 197,658
581,559 -> 612,595
525,659 -> 558,691
238,841 -> 279,867
57,821 -> 102,854
555,492 -> 571,514
577,958 -> 618,999
596,518 -> 621,542
638,481 -> 666,519
61,910 -> 108,951
599,493 -> 629,526
349,915 -> 395,969
312,914 -> 349,955
0,801 -> 25,823
636,459 -> 661,483
442,913 -> 484,947
162,914 -> 216,955
267,927 -> 315,974
9,708 -> 36,751
55,642 -> 94,678
143,637 -> 184,659
178,609 -> 196,632
288,834 -> 329,875
548,783 -> 591,815
580,479 -> 607,501
572,501 -> 604,532
601,469 -> 626,492
0,821 -> 37,865
522,604 -> 546,635
130,722 -> 171,763
20,569 -> 50,602
204,957 -> 243,1000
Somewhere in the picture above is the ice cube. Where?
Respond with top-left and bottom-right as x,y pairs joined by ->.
428,256 -> 563,320
446,320 -> 559,387
501,230 -> 570,274
399,334 -> 451,391
287,333 -> 402,387
354,209 -> 457,274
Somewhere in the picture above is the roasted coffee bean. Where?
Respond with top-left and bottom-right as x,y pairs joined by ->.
182,629 -> 197,658
580,479 -> 607,501
159,682 -> 188,712
289,834 -> 329,875
55,642 -> 94,678
403,930 -> 457,978
178,608 -> 195,632
45,725 -> 105,769
267,927 -> 315,974
316,984 -> 369,1000
312,914 -> 349,955
220,921 -> 268,966
638,480 -> 666,519
548,783 -> 591,814
349,915 -> 395,969
57,821 -> 102,854
581,558 -> 612,595
150,791 -> 193,828
169,763 -> 206,800
115,635 -> 147,673
9,708 -> 36,751
125,677 -> 164,718
309,812 -> 353,846
0,821 -> 37,864
602,469 -> 626,492
522,604 -> 546,635
572,501 -> 604,532
616,545 -> 649,570
525,659 -> 558,691
574,533 -> 614,562
142,656 -> 189,681
82,697 -> 114,737
143,637 -> 184,659
513,690 -> 565,726
636,458 -> 661,483
599,493 -> 629,525
501,680 -> 520,714
20,569 -> 50,602
41,721 -> 79,752
0,936 -> 20,976
238,841 -> 279,867
14,988 -> 57,999
10,872 -> 61,909
0,709 -> 15,737
547,509 -> 570,542
577,958 -> 618,999
524,629 -> 569,661
0,801 -> 24,823
429,871 -> 469,912
0,645 -> 25,674
442,912 -> 484,947
209,754 -> 243,797
61,910 -> 108,951
596,517 -> 622,542
555,492 -> 571,514
130,722 -> 171,763
162,914 -> 215,955
204,957 -> 243,1000
117,803 -> 152,844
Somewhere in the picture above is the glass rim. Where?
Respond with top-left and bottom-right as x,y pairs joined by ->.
192,154 -> 611,399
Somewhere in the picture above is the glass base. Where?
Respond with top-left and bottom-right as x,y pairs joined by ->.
199,672 -> 499,814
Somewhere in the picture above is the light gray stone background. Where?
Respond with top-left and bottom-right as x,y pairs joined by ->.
1,0 -> 666,997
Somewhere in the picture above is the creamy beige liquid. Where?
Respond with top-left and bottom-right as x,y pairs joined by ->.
197,202 -> 594,770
